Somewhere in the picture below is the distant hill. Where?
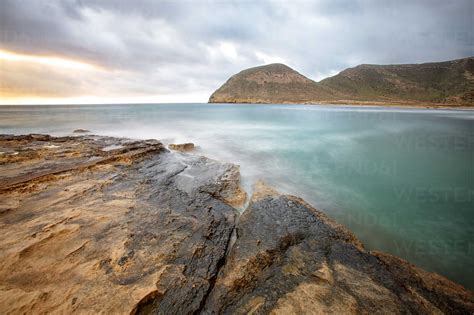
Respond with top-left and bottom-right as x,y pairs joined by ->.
319,57 -> 474,105
209,57 -> 474,106
208,63 -> 336,104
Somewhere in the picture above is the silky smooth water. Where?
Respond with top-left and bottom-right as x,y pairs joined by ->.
1,103 -> 473,289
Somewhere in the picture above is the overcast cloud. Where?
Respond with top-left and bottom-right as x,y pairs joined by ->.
0,0 -> 472,103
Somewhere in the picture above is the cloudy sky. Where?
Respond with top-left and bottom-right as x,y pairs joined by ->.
0,0 -> 472,104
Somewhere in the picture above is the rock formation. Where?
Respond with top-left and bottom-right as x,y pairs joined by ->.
203,182 -> 474,314
72,129 -> 91,133
168,143 -> 195,152
0,134 -> 244,314
0,135 -> 473,314
209,57 -> 474,106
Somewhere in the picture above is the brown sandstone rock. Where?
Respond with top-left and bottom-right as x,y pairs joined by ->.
0,135 -> 473,314
0,134 -> 242,314
168,143 -> 194,152
202,181 -> 474,314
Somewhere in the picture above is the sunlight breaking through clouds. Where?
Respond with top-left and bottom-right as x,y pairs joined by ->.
0,49 -> 100,71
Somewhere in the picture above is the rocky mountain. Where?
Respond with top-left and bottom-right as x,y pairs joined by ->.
209,57 -> 474,106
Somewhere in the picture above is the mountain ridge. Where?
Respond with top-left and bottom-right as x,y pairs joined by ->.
209,57 -> 474,106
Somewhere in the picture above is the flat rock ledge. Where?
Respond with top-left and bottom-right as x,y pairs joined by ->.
0,134 -> 243,314
0,134 -> 472,314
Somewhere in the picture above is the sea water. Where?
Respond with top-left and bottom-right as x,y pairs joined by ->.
0,103 -> 473,289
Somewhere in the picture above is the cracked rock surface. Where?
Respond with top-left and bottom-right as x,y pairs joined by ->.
203,182 -> 474,314
0,135 -> 473,314
0,134 -> 243,314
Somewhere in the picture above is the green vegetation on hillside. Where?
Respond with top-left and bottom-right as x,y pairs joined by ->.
209,57 -> 473,106
319,57 -> 473,104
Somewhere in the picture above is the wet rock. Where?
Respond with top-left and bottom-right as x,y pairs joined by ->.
203,181 -> 474,314
1,135 -> 472,314
0,135 -> 243,314
168,143 -> 194,152
73,129 -> 90,133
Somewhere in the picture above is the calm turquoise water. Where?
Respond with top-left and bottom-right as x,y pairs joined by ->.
1,103 -> 473,289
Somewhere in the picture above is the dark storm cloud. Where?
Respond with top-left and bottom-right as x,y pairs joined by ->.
1,0 -> 472,102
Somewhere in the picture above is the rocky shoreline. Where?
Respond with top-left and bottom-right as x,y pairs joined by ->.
0,134 -> 473,314
211,100 -> 474,109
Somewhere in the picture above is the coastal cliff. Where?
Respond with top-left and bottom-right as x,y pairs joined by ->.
0,134 -> 473,314
209,57 -> 474,106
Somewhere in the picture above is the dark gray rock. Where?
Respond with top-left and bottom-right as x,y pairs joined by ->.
73,129 -> 91,133
203,182 -> 474,314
